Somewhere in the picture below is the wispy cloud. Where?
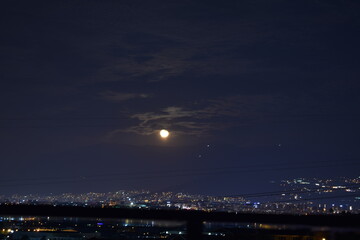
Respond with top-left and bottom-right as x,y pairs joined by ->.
124,106 -> 209,136
99,91 -> 149,102
107,95 -> 280,138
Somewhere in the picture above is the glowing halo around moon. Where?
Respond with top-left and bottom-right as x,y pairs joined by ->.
159,129 -> 170,139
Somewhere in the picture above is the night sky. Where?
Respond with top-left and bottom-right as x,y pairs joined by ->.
1,0 -> 360,195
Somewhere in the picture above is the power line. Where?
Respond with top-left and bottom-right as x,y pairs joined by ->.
222,183 -> 360,198
265,193 -> 360,204
1,158 -> 358,184
0,160 -> 359,188
1,159 -> 359,183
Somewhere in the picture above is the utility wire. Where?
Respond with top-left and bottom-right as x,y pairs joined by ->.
0,158 -> 358,184
0,161 -> 359,188
222,183 -> 360,198
264,193 -> 360,204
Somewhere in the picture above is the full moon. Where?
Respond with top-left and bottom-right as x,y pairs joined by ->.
159,129 -> 170,138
